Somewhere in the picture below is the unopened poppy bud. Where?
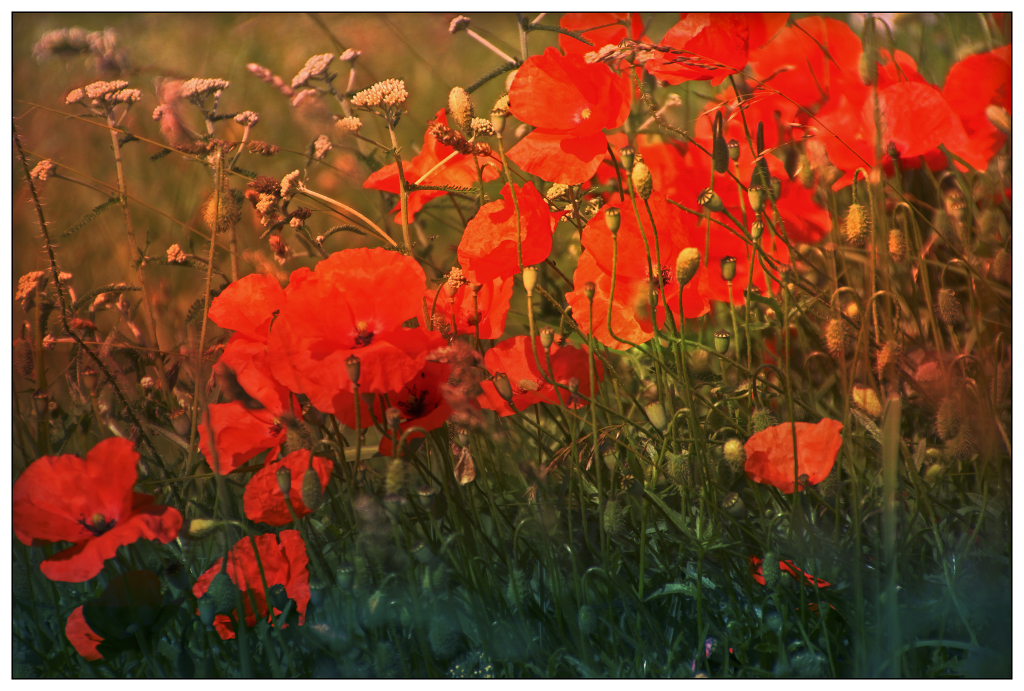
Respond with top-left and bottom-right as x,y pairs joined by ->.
859,51 -> 878,86
385,458 -> 406,495
825,318 -> 848,357
768,176 -> 781,201
985,104 -> 1010,135
762,553 -> 781,589
539,326 -> 555,350
888,227 -> 906,263
843,203 -> 869,246
876,340 -> 900,378
749,408 -> 777,434
522,265 -> 539,296
750,219 -> 764,240
714,330 -> 731,354
747,186 -> 766,213
631,161 -> 652,200
492,372 -> 513,402
886,141 -> 900,160
721,491 -> 745,518
991,248 -> 1011,282
197,595 -> 217,628
720,256 -> 737,282
207,571 -> 237,615
583,282 -> 596,300
578,604 -> 597,635
346,355 -> 360,385
935,395 -> 962,442
619,145 -> 635,172
276,466 -> 292,495
301,465 -> 324,511
448,86 -> 474,133
189,519 -> 219,537
723,438 -> 746,469
675,247 -> 701,287
645,401 -> 667,431
938,288 -> 964,325
385,407 -> 403,433
603,500 -> 625,535
699,188 -> 724,212
667,452 -> 692,486
712,134 -> 729,174
727,139 -> 740,161
852,384 -> 882,418
567,377 -> 580,395
605,207 -> 621,235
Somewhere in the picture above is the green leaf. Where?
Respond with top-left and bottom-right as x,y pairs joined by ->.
58,196 -> 120,239
645,581 -> 698,600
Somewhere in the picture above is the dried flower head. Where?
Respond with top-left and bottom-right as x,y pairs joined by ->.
34,27 -> 92,61
30,159 -> 57,182
290,89 -> 319,109
843,203 -> 869,246
449,15 -> 471,33
313,134 -> 332,160
14,337 -> 34,379
180,78 -> 230,103
292,53 -> 335,89
545,183 -> 569,201
247,140 -> 279,156
166,244 -> 188,264
335,116 -> 363,134
234,110 -> 259,127
470,117 -> 495,138
247,62 -> 295,97
279,170 -> 302,200
351,78 -> 408,109
269,235 -> 290,266
339,48 -> 362,62
84,80 -> 129,102
111,88 -> 141,104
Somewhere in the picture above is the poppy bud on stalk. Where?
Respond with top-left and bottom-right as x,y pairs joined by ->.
301,464 -> 324,511
276,466 -> 291,495
675,248 -> 701,288
714,330 -> 731,355
888,227 -> 907,263
720,256 -> 737,282
539,326 -> 555,350
825,318 -> 848,357
762,553 -> 781,589
490,94 -> 509,136
645,402 -> 668,431
583,282 -> 596,301
768,176 -> 781,201
747,186 -> 766,213
603,500 -> 625,535
448,86 -> 474,133
197,595 -> 217,628
712,113 -> 729,174
492,372 -> 514,402
843,203 -> 869,246
631,160 -> 652,200
938,289 -> 964,326
699,188 -> 724,213
605,207 -> 621,235
346,354 -> 361,385
385,407 -> 402,434
727,139 -> 740,162
567,377 -> 580,396
619,145 -> 635,172
522,265 -> 539,297
81,368 -> 100,395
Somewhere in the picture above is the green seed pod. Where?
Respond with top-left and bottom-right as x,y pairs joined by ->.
267,583 -> 290,610
345,354 -> 361,385
699,187 -> 724,213
747,185 -> 766,213
720,491 -> 745,518
727,138 -> 740,161
619,145 -> 636,172
750,219 -> 764,240
578,605 -> 597,636
539,326 -> 555,350
309,578 -> 328,608
605,206 -> 621,235
666,451 -> 692,487
714,329 -> 732,355
335,563 -> 355,590
712,115 -> 729,174
583,282 -> 596,301
276,466 -> 291,496
720,255 -> 737,282
645,401 -> 667,431
768,176 -> 782,201
492,372 -> 514,402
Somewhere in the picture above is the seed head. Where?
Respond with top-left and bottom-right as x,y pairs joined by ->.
539,327 -> 555,350
66,88 -> 85,104
583,281 -> 596,300
720,255 -> 737,282
248,140 -> 280,156
603,500 -> 625,535
619,145 -> 635,172
714,329 -> 731,355
291,53 -> 334,89
747,185 -> 766,213
470,117 -> 495,138
313,134 -> 332,160
727,138 -> 740,162
449,15 -> 471,33
180,78 -> 229,103
723,438 -> 746,468
335,116 -> 363,135
876,340 -> 901,379
30,159 -> 57,182
699,188 -> 724,212
280,170 -> 302,199
721,492 -> 745,518
675,248 -> 701,287
448,86 -> 475,133
843,203 -> 869,245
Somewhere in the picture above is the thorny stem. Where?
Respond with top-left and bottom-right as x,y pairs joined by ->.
386,120 -> 413,254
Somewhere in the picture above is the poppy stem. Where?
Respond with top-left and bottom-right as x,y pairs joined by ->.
386,122 -> 413,254
494,135 -> 525,273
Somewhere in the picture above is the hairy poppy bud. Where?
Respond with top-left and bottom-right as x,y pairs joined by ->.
189,518 -> 218,537
492,372 -> 513,402
723,438 -> 746,469
750,219 -> 764,240
605,206 -> 621,235
938,289 -> 963,325
714,330 -> 731,355
712,129 -> 729,174
727,138 -> 740,161
346,354 -> 360,385
991,248 -> 1011,282
825,318 -> 848,357
749,408 -> 777,435
699,187 -> 724,213
876,340 -> 900,378
645,401 -> 667,431
301,464 -> 324,511
539,326 -> 555,350
762,553 -> 781,590
578,604 -> 597,635
276,466 -> 292,495
843,203 -> 869,246
522,265 -> 539,296
567,377 -> 580,395
448,86 -> 474,133
768,176 -> 782,201
721,491 -> 745,518
631,161 -> 652,200
583,282 -> 596,300
667,452 -> 692,486
207,571 -> 237,615
385,407 -> 402,434
859,51 -> 878,87
619,145 -> 635,172
747,186 -> 766,213
603,500 -> 625,535
675,248 -> 701,287
985,104 -> 1010,135
888,227 -> 907,263
935,395 -> 962,441
720,256 -> 737,282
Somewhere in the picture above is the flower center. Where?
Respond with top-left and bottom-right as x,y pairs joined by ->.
581,107 -> 592,120
79,513 -> 116,537
354,321 -> 374,347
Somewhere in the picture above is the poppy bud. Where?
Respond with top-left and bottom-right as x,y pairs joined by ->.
33,389 -> 49,416
603,499 -> 625,535
605,207 -> 621,235
712,134 -> 729,174
985,104 -> 1010,135
197,594 -> 217,628
824,318 -> 848,357
675,248 -> 701,288
535,327 -> 555,352
727,139 -> 740,162
619,145 -> 635,172
888,227 -> 906,263
492,372 -> 513,403
506,567 -> 529,607
843,203 -> 869,246
749,408 -> 777,434
521,265 -> 539,297
997,152 -> 1010,178
886,141 -> 900,160
721,491 -> 745,518
699,187 -> 724,213
720,256 -> 737,282
346,354 -> 361,385
188,518 -> 218,537
301,464 -> 324,511
207,571 -> 237,615
385,407 -> 403,434
747,186 -> 766,213
490,94 -> 509,135
750,219 -> 764,240
583,282 -> 596,301
645,401 -> 667,431
852,384 -> 883,418
578,604 -> 597,636
309,578 -> 328,608
762,554 -> 781,590
723,438 -> 746,469
859,51 -> 878,86
937,288 -> 963,326
768,176 -> 782,201
631,161 -> 652,200
935,395 -> 962,441
876,339 -> 901,378
991,248 -> 1010,283
385,458 -> 406,495
336,563 -> 355,590
276,466 -> 291,495
714,330 -> 731,355
667,452 -> 692,486
567,377 -> 580,396
448,86 -> 474,133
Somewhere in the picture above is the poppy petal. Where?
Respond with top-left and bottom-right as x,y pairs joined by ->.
506,130 -> 609,185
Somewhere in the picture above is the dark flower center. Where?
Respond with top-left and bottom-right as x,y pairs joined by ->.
399,388 -> 428,419
79,513 -> 116,537
354,321 -> 374,348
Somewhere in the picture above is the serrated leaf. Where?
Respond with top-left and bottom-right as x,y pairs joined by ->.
59,197 -> 120,239
71,284 -> 139,315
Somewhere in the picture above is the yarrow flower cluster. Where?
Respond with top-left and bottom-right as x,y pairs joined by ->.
30,159 -> 57,182
291,53 -> 334,88
234,110 -> 259,127
180,77 -> 230,103
351,78 -> 408,109
335,115 -> 363,134
166,244 -> 188,264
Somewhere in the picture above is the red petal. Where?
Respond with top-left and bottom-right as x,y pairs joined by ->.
199,402 -> 285,474
506,130 -> 609,185
744,419 -> 844,493
66,606 -> 104,661
558,13 -> 628,54
209,273 -> 285,341
243,450 -> 333,526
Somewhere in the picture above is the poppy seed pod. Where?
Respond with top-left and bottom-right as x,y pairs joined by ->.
645,401 -> 668,431
335,563 -> 355,590
583,282 -> 596,300
539,326 -> 555,350
727,139 -> 740,161
301,465 -> 324,511
720,256 -> 737,282
521,265 -> 539,296
699,187 -> 724,213
33,390 -> 49,416
605,206 -> 621,235
714,330 -> 732,355
276,466 -> 291,495
888,227 -> 907,263
619,145 -> 635,172
345,354 -> 361,385
448,86 -> 474,133
309,579 -> 327,608
385,407 -> 402,433
843,203 -> 869,246
721,491 -> 745,518
81,368 -> 100,395
750,219 -> 764,240
747,186 -> 766,213
938,289 -> 963,325
631,161 -> 652,200
197,594 -> 217,628
492,372 -> 513,402
675,247 -> 701,288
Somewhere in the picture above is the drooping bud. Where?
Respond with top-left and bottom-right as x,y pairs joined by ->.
888,227 -> 907,262
714,330 -> 732,355
276,466 -> 292,495
825,318 -> 848,357
720,491 -> 745,518
522,265 -> 539,296
747,185 -> 766,213
583,282 -> 596,300
712,112 -> 729,173
539,327 -> 555,350
492,372 -> 513,403
602,500 -> 625,535
667,452 -> 692,486
644,402 -> 668,431
188,519 -> 219,537
675,248 -> 701,287
991,248 -> 1011,283
346,354 -> 361,385
631,160 -> 652,200
768,176 -> 782,201
876,340 -> 901,379
843,203 -> 869,246
448,86 -> 474,133
699,188 -> 724,213
937,288 -> 964,326
859,51 -> 878,86
986,104 -> 1011,135
619,145 -> 635,172
604,207 -> 621,235
720,256 -> 737,282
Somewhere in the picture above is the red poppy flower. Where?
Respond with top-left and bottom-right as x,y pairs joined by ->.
744,419 -> 844,493
558,13 -> 628,54
193,530 -> 309,640
13,438 -> 183,582
749,556 -> 832,588
457,182 -> 557,284
267,248 -> 447,411
66,605 -> 104,661
364,109 -> 501,223
420,275 -> 513,340
243,450 -> 333,526
507,47 -> 630,184
477,334 -> 602,415
942,46 -> 1011,166
376,361 -> 454,456
198,401 -> 286,475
